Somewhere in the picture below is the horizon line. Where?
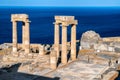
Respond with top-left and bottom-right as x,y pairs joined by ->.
0,5 -> 120,7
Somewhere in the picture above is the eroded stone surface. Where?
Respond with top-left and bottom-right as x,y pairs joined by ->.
81,30 -> 101,49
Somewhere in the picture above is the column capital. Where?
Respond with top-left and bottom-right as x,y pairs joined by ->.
24,20 -> 31,23
62,22 -> 69,27
74,20 -> 78,25
71,24 -> 77,27
69,20 -> 78,26
53,22 -> 59,25
11,20 -> 17,22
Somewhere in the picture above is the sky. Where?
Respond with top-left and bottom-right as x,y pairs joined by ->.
0,0 -> 120,7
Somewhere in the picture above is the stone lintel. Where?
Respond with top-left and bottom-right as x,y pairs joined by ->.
67,20 -> 78,25
11,14 -> 30,22
54,20 -> 77,27
55,16 -> 74,21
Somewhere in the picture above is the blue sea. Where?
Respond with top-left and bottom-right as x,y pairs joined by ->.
0,7 -> 120,44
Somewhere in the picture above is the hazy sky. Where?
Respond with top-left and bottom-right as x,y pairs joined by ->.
0,0 -> 120,7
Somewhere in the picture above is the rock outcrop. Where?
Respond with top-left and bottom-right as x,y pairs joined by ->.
80,30 -> 101,49
0,43 -> 12,50
80,30 -> 120,52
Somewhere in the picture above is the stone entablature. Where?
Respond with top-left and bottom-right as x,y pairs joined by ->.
55,16 -> 74,21
11,14 -> 30,22
55,16 -> 77,26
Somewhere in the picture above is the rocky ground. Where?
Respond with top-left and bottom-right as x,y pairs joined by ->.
0,51 -> 119,80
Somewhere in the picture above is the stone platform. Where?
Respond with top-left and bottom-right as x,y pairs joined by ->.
1,48 -> 120,80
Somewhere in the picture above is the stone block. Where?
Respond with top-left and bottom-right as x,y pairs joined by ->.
108,47 -> 115,52
27,53 -> 33,58
11,14 -> 29,22
94,44 -> 108,51
50,50 -> 57,69
55,16 -> 74,21
115,47 -> 120,53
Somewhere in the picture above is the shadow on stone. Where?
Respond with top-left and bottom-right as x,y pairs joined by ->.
0,63 -> 60,80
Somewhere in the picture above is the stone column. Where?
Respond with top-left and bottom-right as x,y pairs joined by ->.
71,24 -> 76,60
39,45 -> 45,55
62,25 -> 67,64
24,22 -> 30,54
50,50 -> 57,69
12,21 -> 17,53
54,23 -> 60,58
22,22 -> 25,49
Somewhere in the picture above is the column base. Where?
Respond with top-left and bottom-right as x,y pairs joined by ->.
71,51 -> 76,61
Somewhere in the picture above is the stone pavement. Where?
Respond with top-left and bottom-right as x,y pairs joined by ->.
48,60 -> 108,80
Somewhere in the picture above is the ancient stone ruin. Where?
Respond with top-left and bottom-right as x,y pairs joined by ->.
80,30 -> 120,52
53,16 -> 78,65
0,14 -> 119,80
11,14 -> 30,54
81,30 -> 101,49
3,14 -> 79,71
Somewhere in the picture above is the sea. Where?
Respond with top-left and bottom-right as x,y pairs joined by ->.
0,6 -> 120,45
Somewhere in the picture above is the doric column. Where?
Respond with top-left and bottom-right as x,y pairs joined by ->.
24,21 -> 30,54
12,21 -> 17,53
71,24 -> 76,60
62,24 -> 67,64
22,22 -> 25,49
54,23 -> 60,58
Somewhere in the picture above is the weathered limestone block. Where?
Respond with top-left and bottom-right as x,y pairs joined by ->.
111,42 -> 120,48
27,53 -> 33,58
33,54 -> 38,58
50,50 -> 57,69
39,45 -> 45,55
0,43 -> 12,49
114,47 -> 120,53
81,30 -> 101,49
13,53 -> 19,57
3,56 -> 9,61
102,71 -> 118,80
19,52 -> 26,58
108,47 -> 115,52
55,16 -> 74,21
94,44 -> 108,51
3,56 -> 18,62
11,14 -> 29,22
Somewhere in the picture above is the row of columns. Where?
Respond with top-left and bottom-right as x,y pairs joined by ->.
12,20 -> 30,54
54,21 -> 77,64
11,15 -> 77,70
